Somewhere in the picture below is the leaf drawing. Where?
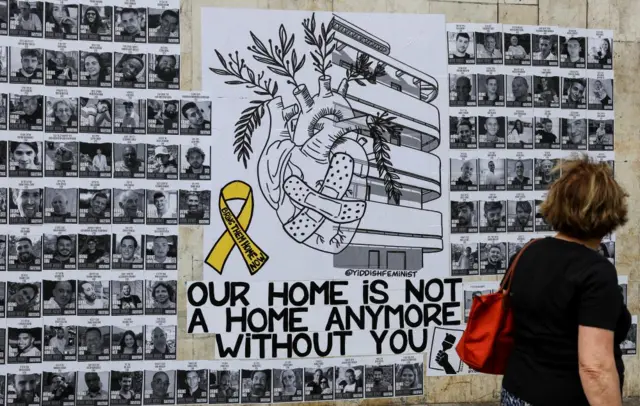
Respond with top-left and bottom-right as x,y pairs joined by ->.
248,25 -> 306,87
233,100 -> 268,169
209,50 -> 279,165
209,50 -> 278,98
302,12 -> 336,76
367,112 -> 403,204
346,52 -> 387,85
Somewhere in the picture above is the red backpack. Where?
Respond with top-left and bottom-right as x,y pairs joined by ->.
455,238 -> 539,374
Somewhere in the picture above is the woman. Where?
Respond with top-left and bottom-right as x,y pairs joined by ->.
279,370 -> 298,396
508,119 -> 527,145
396,365 -> 420,390
82,52 -> 108,84
49,99 -> 77,127
46,4 -> 77,35
117,330 -> 140,355
319,377 -> 332,394
501,154 -> 630,406
82,6 -> 110,35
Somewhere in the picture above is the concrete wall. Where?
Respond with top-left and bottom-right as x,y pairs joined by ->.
176,0 -> 640,403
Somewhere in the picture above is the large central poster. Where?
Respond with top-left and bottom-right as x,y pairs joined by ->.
191,6 -> 455,381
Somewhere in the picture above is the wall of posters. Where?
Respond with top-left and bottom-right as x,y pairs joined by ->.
447,23 -> 615,280
0,0 -> 211,403
0,1 -> 630,403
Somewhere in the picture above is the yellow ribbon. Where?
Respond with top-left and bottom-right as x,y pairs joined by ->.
205,180 -> 269,274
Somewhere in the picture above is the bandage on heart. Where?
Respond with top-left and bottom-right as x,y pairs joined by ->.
283,153 -> 366,243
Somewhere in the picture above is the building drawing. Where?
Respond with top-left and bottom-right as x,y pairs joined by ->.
326,15 -> 444,271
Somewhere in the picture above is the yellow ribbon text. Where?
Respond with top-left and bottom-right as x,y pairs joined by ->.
205,181 -> 269,274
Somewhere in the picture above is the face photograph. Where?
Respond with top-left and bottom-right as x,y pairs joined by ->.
148,8 -> 179,43
209,370 -> 239,403
115,7 -> 145,42
449,116 -> 476,149
45,50 -> 78,86
561,77 -> 587,109
114,53 -> 146,88
478,116 -> 505,148
507,75 -> 532,107
447,31 -> 474,63
148,54 -> 179,89
450,159 -> 477,191
241,369 -> 271,402
80,51 -> 112,87
180,101 -> 211,135
144,370 -> 175,404
587,37 -> 612,69
449,74 -> 476,106
477,74 -> 504,106
10,47 -> 43,85
532,34 -> 558,65
79,5 -> 112,41
560,36 -> 586,68
504,33 -> 531,65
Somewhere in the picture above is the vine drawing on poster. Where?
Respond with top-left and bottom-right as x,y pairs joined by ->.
205,11 -> 446,275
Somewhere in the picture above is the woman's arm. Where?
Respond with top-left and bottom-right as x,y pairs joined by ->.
578,325 -> 622,406
577,261 -> 626,406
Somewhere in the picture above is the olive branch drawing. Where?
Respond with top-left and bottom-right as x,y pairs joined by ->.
209,13 -> 402,203
302,13 -> 335,77
346,52 -> 387,86
248,25 -> 306,88
209,50 -> 278,168
367,112 -> 403,204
